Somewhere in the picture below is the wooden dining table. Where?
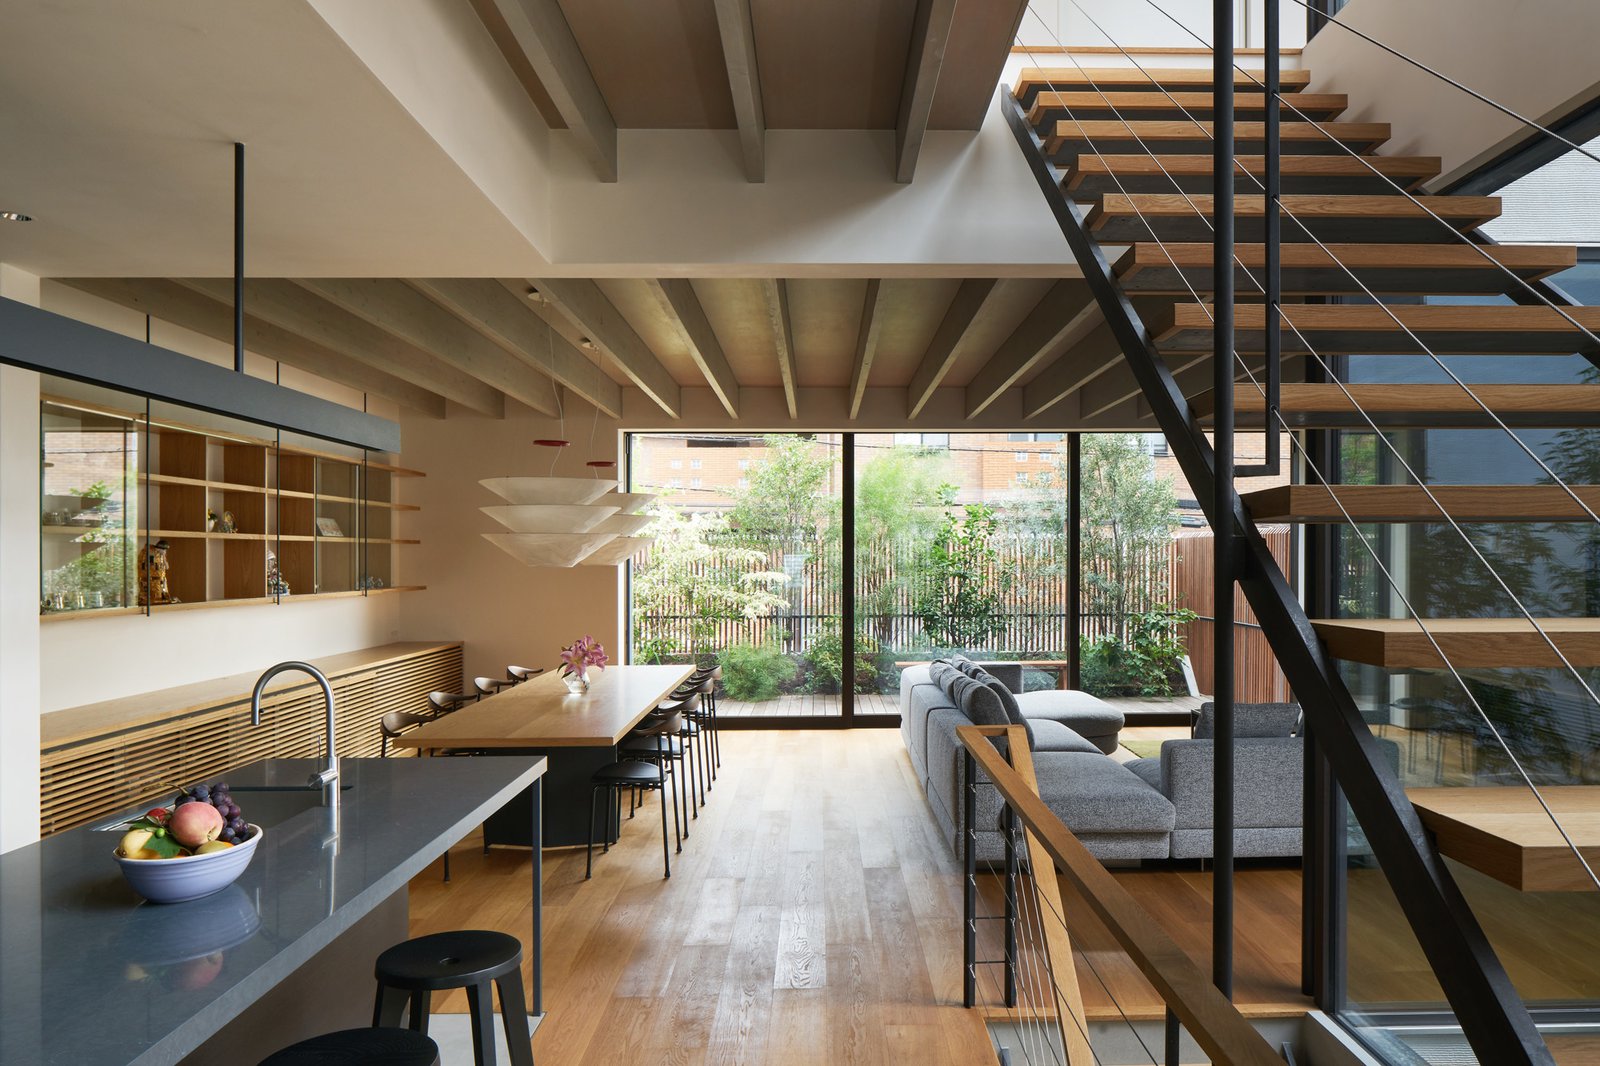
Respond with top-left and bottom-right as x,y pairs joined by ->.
394,664 -> 694,848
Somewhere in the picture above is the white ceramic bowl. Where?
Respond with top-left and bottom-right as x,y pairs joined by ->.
481,504 -> 620,533
480,477 -> 616,506
114,826 -> 264,905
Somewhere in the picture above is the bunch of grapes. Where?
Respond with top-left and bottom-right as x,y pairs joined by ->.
173,782 -> 253,843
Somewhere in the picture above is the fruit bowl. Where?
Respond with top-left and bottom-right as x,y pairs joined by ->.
114,825 -> 264,904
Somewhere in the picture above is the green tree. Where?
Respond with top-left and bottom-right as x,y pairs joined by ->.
630,506 -> 789,662
854,446 -> 953,642
915,503 -> 1011,649
1079,434 -> 1179,644
725,435 -> 839,553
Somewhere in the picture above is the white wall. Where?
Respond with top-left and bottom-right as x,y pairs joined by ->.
1303,0 -> 1600,187
0,266 -> 43,852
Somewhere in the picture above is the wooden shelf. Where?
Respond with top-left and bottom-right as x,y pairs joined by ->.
1313,617 -> 1600,669
39,585 -> 428,623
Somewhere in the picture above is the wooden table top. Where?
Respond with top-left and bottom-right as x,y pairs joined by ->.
1408,785 -> 1600,892
394,664 -> 695,750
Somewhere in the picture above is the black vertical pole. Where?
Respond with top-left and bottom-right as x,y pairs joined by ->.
841,433 -> 856,722
1002,804 -> 1018,1009
1165,1008 -> 1181,1065
531,774 -> 543,1017
963,751 -> 978,1008
1264,0 -> 1281,472
1067,433 -> 1083,691
233,142 -> 245,375
1212,0 -> 1236,1001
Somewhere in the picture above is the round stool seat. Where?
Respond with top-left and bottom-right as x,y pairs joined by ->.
375,929 -> 522,991
592,760 -> 663,786
259,1027 -> 438,1065
621,734 -> 684,757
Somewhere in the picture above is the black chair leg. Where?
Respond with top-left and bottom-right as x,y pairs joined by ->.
585,785 -> 600,880
669,759 -> 681,854
409,989 -> 431,1033
374,982 -> 410,1028
659,781 -> 671,879
443,850 -> 451,883
683,737 -> 697,827
465,981 -> 495,1066
495,966 -> 536,1066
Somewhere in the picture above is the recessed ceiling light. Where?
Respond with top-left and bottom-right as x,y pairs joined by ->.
578,337 -> 597,351
526,287 -> 543,302
1,211 -> 32,222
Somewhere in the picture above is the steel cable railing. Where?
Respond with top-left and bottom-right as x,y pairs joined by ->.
1013,6 -> 1600,890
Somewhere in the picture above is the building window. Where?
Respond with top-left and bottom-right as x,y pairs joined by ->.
668,477 -> 683,488
737,477 -> 749,489
738,459 -> 750,471
669,459 -> 683,469
1145,434 -> 1169,457
1015,471 -> 1029,484
1014,451 -> 1029,462
690,459 -> 703,470
690,477 -> 703,489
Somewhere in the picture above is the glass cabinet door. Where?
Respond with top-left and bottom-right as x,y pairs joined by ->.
40,400 -> 140,613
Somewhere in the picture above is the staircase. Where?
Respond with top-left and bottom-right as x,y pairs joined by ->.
1005,54 -> 1595,1066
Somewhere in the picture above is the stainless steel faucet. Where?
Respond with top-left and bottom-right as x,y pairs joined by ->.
251,661 -> 340,815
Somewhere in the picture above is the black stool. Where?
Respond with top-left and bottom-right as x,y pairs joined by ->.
373,930 -> 535,1066
258,1027 -> 439,1065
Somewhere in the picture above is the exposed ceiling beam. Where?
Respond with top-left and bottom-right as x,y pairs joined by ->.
964,280 -> 1095,419
711,0 -> 765,183
907,278 -> 1000,418
641,279 -> 740,417
895,0 -> 959,183
291,278 -> 559,416
53,277 -> 448,419
1079,350 -> 1216,419
848,280 -> 888,420
178,278 -> 504,417
530,278 -> 682,417
478,0 -> 619,182
1021,321 -> 1124,419
758,279 -> 798,419
410,278 -> 622,417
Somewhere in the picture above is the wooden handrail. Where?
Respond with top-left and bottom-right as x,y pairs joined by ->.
958,724 -> 1283,1066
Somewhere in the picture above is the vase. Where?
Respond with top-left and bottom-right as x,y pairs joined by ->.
562,670 -> 590,695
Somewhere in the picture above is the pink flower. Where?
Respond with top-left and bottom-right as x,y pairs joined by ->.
559,636 -> 607,677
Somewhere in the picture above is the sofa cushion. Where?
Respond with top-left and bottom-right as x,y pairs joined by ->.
1016,690 -> 1124,753
1125,755 -> 1162,791
1193,701 -> 1301,739
1029,719 -> 1101,754
964,664 -> 1038,748
931,662 -> 1009,729
1031,752 -> 1175,834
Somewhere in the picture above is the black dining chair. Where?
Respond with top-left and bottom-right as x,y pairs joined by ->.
587,710 -> 682,880
622,694 -> 698,846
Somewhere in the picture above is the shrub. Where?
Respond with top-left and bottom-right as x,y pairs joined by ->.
717,641 -> 797,702
799,630 -> 880,694
1078,605 -> 1196,697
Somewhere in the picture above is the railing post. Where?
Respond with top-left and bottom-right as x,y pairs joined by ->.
1003,802 -> 1019,1009
1212,0 -> 1237,1000
963,747 -> 978,1009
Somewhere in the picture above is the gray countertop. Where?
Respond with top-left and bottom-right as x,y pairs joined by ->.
0,755 -> 544,1066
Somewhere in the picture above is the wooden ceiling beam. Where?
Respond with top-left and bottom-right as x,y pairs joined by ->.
477,0 -> 619,182
291,278 -> 559,416
641,279 -> 740,417
53,278 -> 449,419
178,278 -> 504,417
530,277 -> 682,417
411,278 -> 621,417
711,0 -> 766,182
848,280 -> 889,419
1022,320 -> 1124,419
907,278 -> 1000,419
758,279 -> 798,419
895,0 -> 959,183
964,279 -> 1095,419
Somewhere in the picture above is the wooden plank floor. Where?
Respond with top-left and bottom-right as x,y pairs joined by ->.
718,693 -> 896,718
408,730 -> 1318,1063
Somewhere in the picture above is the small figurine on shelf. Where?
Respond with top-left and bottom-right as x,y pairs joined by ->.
217,510 -> 236,534
206,508 -> 219,532
138,539 -> 177,606
356,574 -> 386,591
266,550 -> 290,596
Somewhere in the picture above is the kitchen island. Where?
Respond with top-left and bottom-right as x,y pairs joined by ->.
0,754 -> 545,1065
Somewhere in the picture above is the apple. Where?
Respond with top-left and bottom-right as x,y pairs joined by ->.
118,828 -> 154,858
195,840 -> 233,855
168,801 -> 224,848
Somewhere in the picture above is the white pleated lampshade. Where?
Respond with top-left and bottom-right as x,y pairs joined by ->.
578,537 -> 654,566
593,512 -> 654,536
482,505 -> 620,534
482,532 -> 618,568
595,491 -> 656,514
480,477 -> 616,506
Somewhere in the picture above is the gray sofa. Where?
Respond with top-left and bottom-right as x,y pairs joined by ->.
900,660 -> 1307,865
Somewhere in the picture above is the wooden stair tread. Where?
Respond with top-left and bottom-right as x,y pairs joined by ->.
1088,193 -> 1502,243
1243,484 -> 1600,522
1115,243 -> 1575,295
1048,119 -> 1388,155
1067,154 -> 1440,196
1014,67 -> 1313,105
1026,90 -> 1347,125
1153,303 -> 1600,354
1197,384 -> 1600,428
1313,617 -> 1600,669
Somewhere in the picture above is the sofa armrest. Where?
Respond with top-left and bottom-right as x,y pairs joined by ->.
1159,737 -> 1304,830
